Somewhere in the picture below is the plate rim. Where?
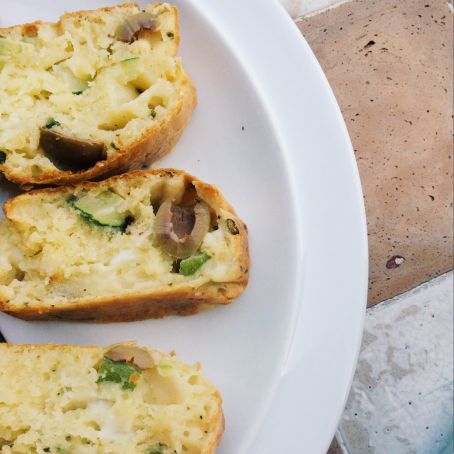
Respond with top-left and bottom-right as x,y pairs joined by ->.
183,0 -> 368,452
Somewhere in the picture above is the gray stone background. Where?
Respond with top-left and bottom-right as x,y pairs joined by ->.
278,0 -> 453,452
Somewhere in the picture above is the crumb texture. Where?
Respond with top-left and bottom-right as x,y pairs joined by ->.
0,343 -> 223,454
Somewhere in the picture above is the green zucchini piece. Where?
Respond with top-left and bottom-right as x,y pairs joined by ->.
96,357 -> 140,391
68,191 -> 129,228
44,118 -> 61,129
120,56 -> 140,64
179,252 -> 210,276
146,443 -> 176,454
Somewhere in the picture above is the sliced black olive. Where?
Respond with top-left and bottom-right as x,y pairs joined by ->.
171,259 -> 182,273
116,12 -> 157,43
179,183 -> 198,207
171,205 -> 195,238
39,128 -> 107,171
154,200 -> 210,259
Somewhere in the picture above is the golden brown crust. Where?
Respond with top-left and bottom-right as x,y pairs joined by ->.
0,3 -> 197,188
205,392 -> 225,454
1,169 -> 249,323
2,284 -> 247,323
2,342 -> 100,352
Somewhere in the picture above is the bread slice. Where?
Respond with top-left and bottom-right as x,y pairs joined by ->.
0,169 -> 249,322
0,342 -> 224,453
0,3 -> 196,187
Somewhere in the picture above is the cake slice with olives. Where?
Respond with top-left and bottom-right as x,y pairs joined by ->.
0,342 -> 224,453
0,169 -> 249,321
0,3 -> 196,187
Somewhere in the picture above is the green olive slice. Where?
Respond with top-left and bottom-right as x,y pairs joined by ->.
40,128 -> 107,171
116,12 -> 157,43
105,345 -> 154,370
154,200 -> 210,259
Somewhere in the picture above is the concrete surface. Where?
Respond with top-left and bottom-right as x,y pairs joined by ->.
278,1 -> 454,453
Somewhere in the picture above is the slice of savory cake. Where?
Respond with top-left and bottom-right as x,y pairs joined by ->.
0,3 -> 196,187
0,343 -> 224,453
0,169 -> 249,321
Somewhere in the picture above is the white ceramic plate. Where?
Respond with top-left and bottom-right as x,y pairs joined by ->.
0,1 -> 368,452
